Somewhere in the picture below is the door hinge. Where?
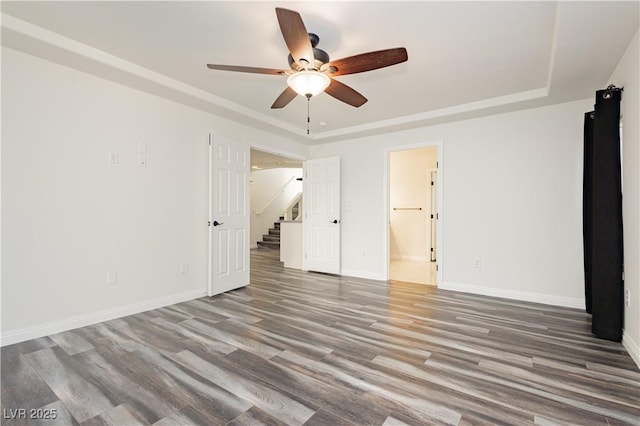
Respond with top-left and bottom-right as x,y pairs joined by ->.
436,264 -> 439,271
430,214 -> 434,219
431,181 -> 434,186
208,221 -> 211,227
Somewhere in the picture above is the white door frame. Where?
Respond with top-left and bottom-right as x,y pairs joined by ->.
383,140 -> 443,286
428,167 -> 438,262
247,144 -> 305,249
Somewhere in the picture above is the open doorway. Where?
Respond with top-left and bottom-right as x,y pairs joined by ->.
387,145 -> 440,285
249,148 -> 303,253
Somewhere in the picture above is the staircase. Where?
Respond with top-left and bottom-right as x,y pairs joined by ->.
256,198 -> 301,249
257,217 -> 282,249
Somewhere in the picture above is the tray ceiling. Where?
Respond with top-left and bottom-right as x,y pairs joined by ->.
1,1 -> 638,144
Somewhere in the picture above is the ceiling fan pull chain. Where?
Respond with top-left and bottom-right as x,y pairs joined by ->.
306,94 -> 311,135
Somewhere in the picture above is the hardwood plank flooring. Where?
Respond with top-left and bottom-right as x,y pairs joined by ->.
2,248 -> 639,425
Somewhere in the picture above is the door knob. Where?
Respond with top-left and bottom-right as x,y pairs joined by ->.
213,221 -> 224,226
332,219 -> 340,224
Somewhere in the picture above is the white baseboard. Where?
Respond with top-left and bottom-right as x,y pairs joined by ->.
439,281 -> 585,309
340,269 -> 386,281
623,330 -> 640,370
1,288 -> 207,347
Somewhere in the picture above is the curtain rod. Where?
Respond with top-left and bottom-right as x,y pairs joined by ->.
603,84 -> 623,99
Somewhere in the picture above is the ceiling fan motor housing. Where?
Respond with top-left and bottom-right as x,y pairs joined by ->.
287,33 -> 330,70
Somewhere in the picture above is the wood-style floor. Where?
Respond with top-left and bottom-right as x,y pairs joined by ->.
2,249 -> 639,425
389,259 -> 437,286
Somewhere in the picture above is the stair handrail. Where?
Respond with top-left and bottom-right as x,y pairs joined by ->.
255,176 -> 297,215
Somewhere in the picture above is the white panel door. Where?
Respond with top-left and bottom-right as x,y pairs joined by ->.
303,156 -> 341,274
208,133 -> 249,296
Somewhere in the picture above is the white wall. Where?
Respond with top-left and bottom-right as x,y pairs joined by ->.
1,47 -> 308,343
311,99 -> 591,308
250,168 -> 302,248
609,29 -> 640,367
389,147 -> 437,261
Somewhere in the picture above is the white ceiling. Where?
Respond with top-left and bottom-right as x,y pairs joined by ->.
1,1 -> 638,144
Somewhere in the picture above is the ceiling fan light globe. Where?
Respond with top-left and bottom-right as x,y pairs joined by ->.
287,71 -> 330,97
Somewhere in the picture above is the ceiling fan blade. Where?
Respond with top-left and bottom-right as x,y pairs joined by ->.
275,8 -> 314,68
324,48 -> 408,76
271,87 -> 298,109
206,64 -> 287,75
325,79 -> 367,108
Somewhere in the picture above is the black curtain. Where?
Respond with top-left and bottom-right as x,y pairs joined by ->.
583,86 -> 624,342
583,113 -> 594,315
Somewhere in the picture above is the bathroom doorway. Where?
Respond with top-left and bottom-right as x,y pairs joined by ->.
387,146 -> 439,285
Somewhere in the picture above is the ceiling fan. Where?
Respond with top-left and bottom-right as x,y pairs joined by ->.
206,7 -> 408,109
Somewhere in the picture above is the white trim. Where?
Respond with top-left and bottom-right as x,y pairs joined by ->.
1,14 -> 555,143
340,269 -> 386,281
208,133 -> 214,297
249,143 -> 306,162
0,288 -> 206,347
313,88 -> 548,141
1,14 -> 304,139
439,281 -> 584,309
622,330 -> 640,369
384,140 -> 443,287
